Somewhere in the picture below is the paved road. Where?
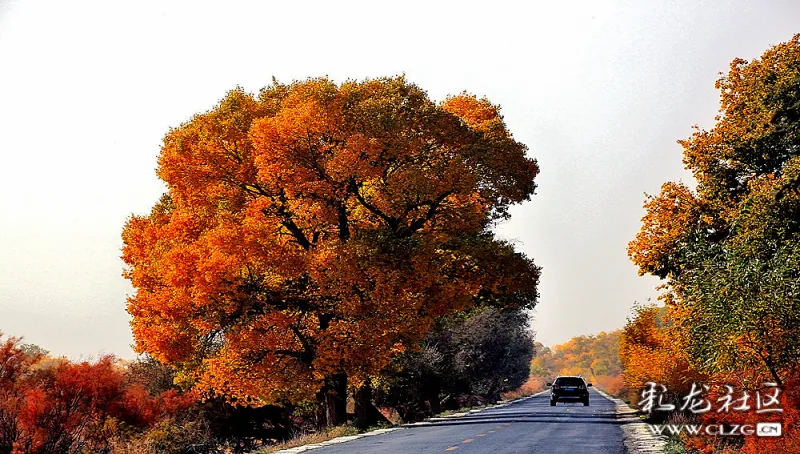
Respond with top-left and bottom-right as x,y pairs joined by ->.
316,389 -> 624,454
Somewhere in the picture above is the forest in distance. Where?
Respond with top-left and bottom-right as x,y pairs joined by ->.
1,30 -> 800,454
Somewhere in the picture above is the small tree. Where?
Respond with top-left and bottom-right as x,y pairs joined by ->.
374,308 -> 534,420
448,309 -> 534,402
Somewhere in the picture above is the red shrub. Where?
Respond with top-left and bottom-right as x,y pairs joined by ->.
0,334 -> 198,453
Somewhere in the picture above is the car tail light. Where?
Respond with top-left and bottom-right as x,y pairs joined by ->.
552,385 -> 560,390
578,385 -> 585,390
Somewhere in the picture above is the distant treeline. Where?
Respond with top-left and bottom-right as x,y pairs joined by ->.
528,330 -> 627,397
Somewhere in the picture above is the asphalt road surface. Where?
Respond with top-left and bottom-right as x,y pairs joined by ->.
316,389 -> 624,454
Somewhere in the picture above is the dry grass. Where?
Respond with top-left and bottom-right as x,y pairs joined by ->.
434,381 -> 544,419
501,377 -> 544,401
256,425 -> 361,454
435,407 -> 478,417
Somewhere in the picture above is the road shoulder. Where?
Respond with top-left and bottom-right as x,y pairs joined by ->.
594,388 -> 667,454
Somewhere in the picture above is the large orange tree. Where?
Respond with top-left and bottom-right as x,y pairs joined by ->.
122,77 -> 540,426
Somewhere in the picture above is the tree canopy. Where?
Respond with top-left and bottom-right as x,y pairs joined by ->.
628,35 -> 800,385
122,76 -> 540,412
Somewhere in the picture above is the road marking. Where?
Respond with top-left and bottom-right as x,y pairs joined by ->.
445,447 -> 459,451
462,439 -> 474,443
476,433 -> 486,437
487,430 -> 496,433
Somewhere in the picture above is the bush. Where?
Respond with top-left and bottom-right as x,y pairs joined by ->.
374,308 -> 534,421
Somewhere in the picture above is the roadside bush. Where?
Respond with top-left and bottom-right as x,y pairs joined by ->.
374,308 -> 534,421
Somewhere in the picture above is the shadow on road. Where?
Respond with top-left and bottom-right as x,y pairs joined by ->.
315,391 -> 630,454
415,413 -> 624,428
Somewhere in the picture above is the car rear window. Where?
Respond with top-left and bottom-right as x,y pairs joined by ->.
555,377 -> 584,386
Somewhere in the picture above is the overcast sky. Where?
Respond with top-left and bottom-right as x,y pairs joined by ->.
0,0 -> 798,359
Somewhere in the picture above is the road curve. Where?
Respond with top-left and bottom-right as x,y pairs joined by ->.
315,388 -> 624,454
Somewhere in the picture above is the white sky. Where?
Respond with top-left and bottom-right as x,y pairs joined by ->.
0,0 -> 798,359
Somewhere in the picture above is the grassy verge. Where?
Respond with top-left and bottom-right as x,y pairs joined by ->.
435,389 -> 541,418
434,406 -> 484,417
664,437 -> 692,454
256,425 -> 361,454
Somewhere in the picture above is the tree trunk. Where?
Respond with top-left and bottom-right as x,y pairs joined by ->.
324,373 -> 348,426
354,381 -> 378,429
314,397 -> 328,429
425,384 -> 442,415
486,381 -> 501,404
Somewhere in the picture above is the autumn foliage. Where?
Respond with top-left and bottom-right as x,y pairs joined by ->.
121,76 -> 540,425
626,35 -> 800,452
529,331 -> 628,397
619,305 -> 706,403
0,334 -> 197,454
620,306 -> 800,453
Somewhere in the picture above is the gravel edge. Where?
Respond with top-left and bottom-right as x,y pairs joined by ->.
594,388 -> 668,454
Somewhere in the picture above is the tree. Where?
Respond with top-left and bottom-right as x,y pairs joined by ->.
125,355 -> 177,396
529,331 -> 627,396
447,308 -> 534,402
122,76 -> 540,426
618,306 -> 703,403
0,334 -> 39,454
373,308 -> 533,421
628,35 -> 800,385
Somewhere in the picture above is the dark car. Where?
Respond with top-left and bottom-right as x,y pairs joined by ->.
546,376 -> 592,406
